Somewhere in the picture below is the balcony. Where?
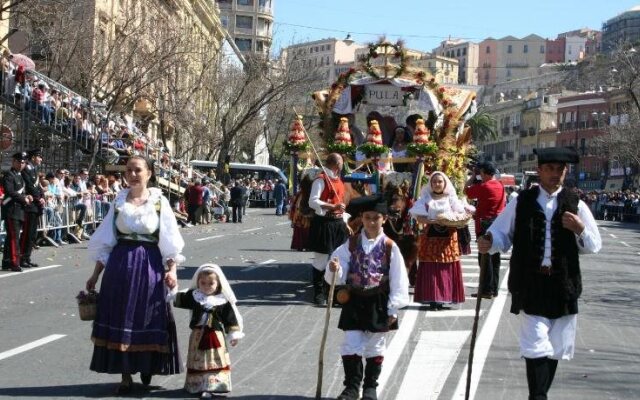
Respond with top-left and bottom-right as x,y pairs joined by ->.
505,62 -> 529,68
519,129 -> 528,138
501,127 -> 510,135
519,154 -> 527,162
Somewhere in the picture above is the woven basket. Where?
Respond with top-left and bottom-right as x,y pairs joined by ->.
78,303 -> 97,321
425,215 -> 473,228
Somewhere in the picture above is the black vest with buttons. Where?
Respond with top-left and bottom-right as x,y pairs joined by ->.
508,186 -> 581,319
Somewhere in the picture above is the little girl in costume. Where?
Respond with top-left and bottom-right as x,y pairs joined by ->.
410,171 -> 467,221
174,264 -> 244,398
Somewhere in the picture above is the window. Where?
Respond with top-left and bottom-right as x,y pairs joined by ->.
220,15 -> 229,27
310,47 -> 313,53
524,44 -> 528,53
508,45 -> 512,53
236,15 -> 253,29
256,41 -> 264,52
326,56 -> 330,65
507,69 -> 511,77
237,0 -> 253,5
540,45 -> 545,53
457,49 -> 461,57
486,46 -> 491,54
463,48 -> 466,56
320,45 -> 324,51
315,46 -> 319,52
326,44 -> 331,50
235,38 -> 252,51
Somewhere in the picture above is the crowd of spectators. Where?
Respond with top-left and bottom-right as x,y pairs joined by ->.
580,190 -> 640,223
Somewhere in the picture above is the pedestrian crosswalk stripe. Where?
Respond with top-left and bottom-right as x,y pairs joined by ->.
0,334 -> 66,361
426,309 -> 484,318
394,330 -> 471,400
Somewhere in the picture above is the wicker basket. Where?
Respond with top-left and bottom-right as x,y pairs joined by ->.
78,303 -> 97,321
425,215 -> 473,228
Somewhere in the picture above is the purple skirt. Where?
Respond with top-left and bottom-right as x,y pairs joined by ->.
90,241 -> 182,375
414,261 -> 465,304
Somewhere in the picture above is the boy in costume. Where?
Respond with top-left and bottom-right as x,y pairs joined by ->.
326,195 -> 410,400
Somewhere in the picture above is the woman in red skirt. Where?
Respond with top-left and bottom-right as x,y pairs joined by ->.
409,171 -> 466,310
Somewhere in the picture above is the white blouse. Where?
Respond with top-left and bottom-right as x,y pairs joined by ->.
88,188 -> 186,266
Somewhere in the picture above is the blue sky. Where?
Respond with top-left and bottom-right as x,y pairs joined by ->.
271,0 -> 640,54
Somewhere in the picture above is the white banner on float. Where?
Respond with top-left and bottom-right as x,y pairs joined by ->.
365,84 -> 404,106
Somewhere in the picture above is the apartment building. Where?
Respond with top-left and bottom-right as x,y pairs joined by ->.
413,55 -> 459,85
281,38 -> 366,87
478,98 -> 525,173
478,35 -> 546,86
216,0 -> 274,56
556,92 -> 609,189
602,5 -> 640,53
432,38 -> 479,85
519,94 -> 559,171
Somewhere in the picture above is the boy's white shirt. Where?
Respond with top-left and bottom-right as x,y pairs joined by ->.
324,230 -> 410,316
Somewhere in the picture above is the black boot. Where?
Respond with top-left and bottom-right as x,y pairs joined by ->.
311,268 -> 326,306
337,355 -> 363,400
362,356 -> 383,400
525,357 -> 553,400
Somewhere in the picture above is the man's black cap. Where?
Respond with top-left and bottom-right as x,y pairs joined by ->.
12,151 -> 28,161
27,147 -> 43,158
534,147 -> 579,165
346,194 -> 388,216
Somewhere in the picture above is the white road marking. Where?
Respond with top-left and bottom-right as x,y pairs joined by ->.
242,227 -> 263,233
465,282 -> 479,288
463,272 -> 480,278
451,269 -> 510,400
378,300 -> 420,394
395,331 -> 471,400
276,221 -> 290,226
195,234 -> 224,242
601,227 -> 608,231
241,259 -> 277,272
426,309 -> 484,318
0,334 -> 66,361
621,241 -> 630,247
609,233 -> 617,239
0,264 -> 62,279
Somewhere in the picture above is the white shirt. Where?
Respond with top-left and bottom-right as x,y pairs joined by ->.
88,188 -> 185,266
309,168 -> 340,217
488,186 -> 602,263
324,230 -> 410,316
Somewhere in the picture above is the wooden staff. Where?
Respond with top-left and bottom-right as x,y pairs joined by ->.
316,267 -> 338,399
465,235 -> 490,400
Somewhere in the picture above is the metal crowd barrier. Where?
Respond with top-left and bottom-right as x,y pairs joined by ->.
0,193 -> 116,247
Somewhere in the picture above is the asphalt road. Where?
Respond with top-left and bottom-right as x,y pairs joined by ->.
0,208 -> 638,399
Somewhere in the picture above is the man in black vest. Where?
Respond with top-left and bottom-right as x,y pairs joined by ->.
20,148 -> 45,268
1,152 -> 31,272
478,147 -> 601,400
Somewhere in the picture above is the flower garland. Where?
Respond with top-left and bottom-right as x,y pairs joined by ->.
360,38 -> 409,80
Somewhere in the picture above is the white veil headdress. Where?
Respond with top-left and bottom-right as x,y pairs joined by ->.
191,263 -> 244,337
409,171 -> 465,217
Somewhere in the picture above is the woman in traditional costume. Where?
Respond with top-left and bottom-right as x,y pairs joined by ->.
409,171 -> 466,309
86,156 -> 184,394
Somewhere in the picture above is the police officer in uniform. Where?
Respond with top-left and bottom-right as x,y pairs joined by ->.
20,148 -> 45,268
1,152 -> 31,272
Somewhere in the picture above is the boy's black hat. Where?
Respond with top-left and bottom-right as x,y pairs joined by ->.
346,194 -> 388,216
27,147 -> 43,158
534,147 -> 579,165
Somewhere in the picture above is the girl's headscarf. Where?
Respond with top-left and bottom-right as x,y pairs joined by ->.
409,171 -> 465,217
191,263 -> 244,337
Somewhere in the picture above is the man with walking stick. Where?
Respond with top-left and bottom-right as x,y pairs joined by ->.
478,147 -> 601,400
325,195 -> 409,400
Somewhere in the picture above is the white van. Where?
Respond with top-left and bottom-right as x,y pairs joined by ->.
189,160 -> 287,184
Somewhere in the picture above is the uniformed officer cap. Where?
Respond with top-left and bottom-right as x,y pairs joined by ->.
534,147 -> 579,165
346,194 -> 389,216
27,147 -> 43,158
12,151 -> 28,161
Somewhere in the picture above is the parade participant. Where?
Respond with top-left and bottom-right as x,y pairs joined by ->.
86,155 -> 184,394
20,148 -> 45,268
289,172 -> 315,251
308,153 -> 349,306
187,179 -> 204,225
326,194 -> 409,400
174,264 -> 244,398
1,152 -> 30,272
409,171 -> 466,310
383,185 -> 418,285
465,161 -> 506,299
478,147 -> 601,400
